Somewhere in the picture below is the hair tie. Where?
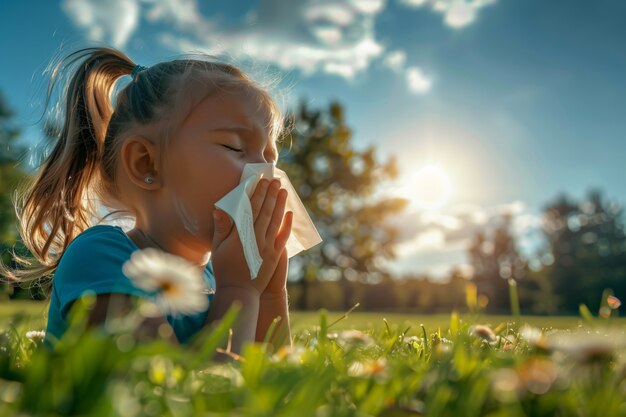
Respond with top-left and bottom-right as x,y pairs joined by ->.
131,64 -> 148,80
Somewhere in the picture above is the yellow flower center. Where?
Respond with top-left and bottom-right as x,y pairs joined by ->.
158,279 -> 180,296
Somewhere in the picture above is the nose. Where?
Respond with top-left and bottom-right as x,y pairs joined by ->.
248,152 -> 271,164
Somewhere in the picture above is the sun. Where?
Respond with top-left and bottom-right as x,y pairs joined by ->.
405,163 -> 453,211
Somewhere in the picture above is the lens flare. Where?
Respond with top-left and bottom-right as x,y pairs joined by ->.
409,163 -> 453,211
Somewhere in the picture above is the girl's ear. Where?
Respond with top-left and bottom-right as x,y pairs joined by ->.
120,135 -> 161,190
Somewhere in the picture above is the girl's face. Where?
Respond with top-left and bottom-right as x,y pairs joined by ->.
162,89 -> 278,249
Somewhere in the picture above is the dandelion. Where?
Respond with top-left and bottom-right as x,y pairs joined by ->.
347,358 -> 388,379
519,325 -> 549,350
122,248 -> 209,317
328,330 -> 376,348
499,335 -> 516,351
607,295 -> 621,309
25,330 -> 46,342
470,324 -> 497,343
271,344 -> 306,364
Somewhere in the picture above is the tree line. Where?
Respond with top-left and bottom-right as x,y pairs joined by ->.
1,90 -> 624,314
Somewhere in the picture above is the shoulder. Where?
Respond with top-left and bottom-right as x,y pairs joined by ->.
53,225 -> 152,318
56,225 -> 136,280
63,225 -> 133,255
69,224 -> 131,248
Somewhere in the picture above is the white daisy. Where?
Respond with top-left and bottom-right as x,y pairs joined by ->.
122,248 -> 209,317
470,324 -> 497,343
271,344 -> 307,364
519,325 -> 548,349
25,330 -> 46,342
327,329 -> 376,348
347,358 -> 388,379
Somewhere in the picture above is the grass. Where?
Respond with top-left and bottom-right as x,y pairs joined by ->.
2,299 -> 623,335
2,296 -> 626,416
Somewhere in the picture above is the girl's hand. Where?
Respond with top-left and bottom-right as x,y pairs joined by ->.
211,178 -> 293,294
262,246 -> 289,298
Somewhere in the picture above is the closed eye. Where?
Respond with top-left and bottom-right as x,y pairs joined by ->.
222,144 -> 243,152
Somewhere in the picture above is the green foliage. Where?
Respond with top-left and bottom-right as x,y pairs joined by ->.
2,301 -> 626,416
469,214 -> 529,313
542,190 -> 626,313
277,101 -> 408,308
0,91 -> 29,244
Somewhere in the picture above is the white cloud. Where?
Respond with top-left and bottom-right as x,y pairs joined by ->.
348,0 -> 386,15
396,228 -> 447,257
420,212 -> 462,230
401,0 -> 429,6
312,26 -> 344,45
304,3 -> 356,26
62,0 -> 392,80
144,0 -> 205,28
494,200 -> 525,216
63,0 -> 140,48
62,0 -> 438,93
398,0 -> 496,29
386,200 -> 546,276
406,66 -> 433,94
445,1 -> 476,27
382,50 -> 406,73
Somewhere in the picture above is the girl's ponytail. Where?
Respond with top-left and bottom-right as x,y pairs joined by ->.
1,48 -> 135,289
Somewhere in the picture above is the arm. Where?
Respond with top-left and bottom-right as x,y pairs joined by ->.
206,179 -> 294,356
256,290 -> 292,349
204,286 -> 260,354
83,293 -> 179,344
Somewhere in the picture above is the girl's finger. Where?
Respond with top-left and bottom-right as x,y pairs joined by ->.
265,188 -> 288,241
255,179 -> 281,239
250,179 -> 270,221
274,210 -> 293,251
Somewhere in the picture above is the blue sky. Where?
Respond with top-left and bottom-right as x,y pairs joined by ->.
1,0 -> 625,278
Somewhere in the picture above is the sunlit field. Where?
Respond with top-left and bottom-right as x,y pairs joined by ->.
2,1 -> 626,415
2,297 -> 626,416
2,299 -> 621,335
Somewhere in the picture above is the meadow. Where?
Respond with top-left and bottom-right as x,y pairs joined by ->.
0,299 -> 613,335
2,296 -> 626,416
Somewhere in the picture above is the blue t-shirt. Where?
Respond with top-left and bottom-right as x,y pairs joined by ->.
44,225 -> 215,347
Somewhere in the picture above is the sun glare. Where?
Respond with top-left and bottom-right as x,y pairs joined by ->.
403,163 -> 453,211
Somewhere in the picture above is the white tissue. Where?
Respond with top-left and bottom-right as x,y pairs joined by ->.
214,163 -> 322,279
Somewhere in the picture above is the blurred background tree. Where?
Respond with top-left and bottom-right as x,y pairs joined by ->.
0,91 -> 27,242
0,90 -> 37,299
277,101 -> 408,309
468,213 -> 528,313
542,190 -> 626,313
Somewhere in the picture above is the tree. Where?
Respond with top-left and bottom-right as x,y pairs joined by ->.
277,101 -> 408,309
0,91 -> 28,243
0,91 -> 37,299
542,190 -> 626,313
468,213 -> 528,313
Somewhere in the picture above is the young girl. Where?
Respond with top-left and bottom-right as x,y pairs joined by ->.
1,47 -> 294,353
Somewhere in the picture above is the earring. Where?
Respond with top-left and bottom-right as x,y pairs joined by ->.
144,175 -> 154,185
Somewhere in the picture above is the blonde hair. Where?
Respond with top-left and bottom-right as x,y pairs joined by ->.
1,46 -> 286,292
